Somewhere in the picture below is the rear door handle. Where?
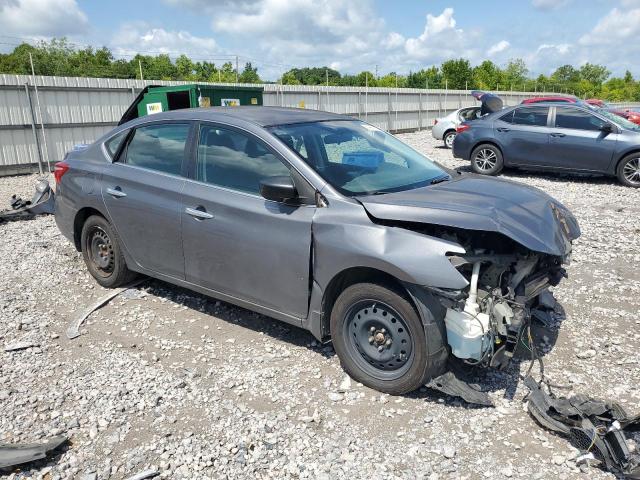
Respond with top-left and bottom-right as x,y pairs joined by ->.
106,187 -> 127,198
185,206 -> 214,220
550,132 -> 566,137
496,127 -> 510,132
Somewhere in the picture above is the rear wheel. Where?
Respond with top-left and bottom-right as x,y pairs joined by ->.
330,282 -> 436,395
81,215 -> 136,288
470,144 -> 504,176
616,154 -> 640,188
443,130 -> 456,149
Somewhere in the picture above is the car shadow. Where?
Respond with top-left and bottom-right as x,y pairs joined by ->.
501,168 -> 621,187
133,278 -> 566,407
140,279 -> 336,359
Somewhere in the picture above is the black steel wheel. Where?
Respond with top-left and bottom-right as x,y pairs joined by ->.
80,215 -> 136,288
330,282 -> 440,395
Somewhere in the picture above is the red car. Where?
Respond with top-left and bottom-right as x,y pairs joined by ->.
586,98 -> 610,108
607,108 -> 640,125
521,96 -> 578,104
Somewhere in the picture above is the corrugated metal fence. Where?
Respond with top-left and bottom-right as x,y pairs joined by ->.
1,74 -> 639,174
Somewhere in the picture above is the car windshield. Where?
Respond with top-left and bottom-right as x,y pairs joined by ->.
268,120 -> 449,196
597,109 -> 640,131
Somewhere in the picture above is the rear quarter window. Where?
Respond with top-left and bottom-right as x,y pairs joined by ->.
105,130 -> 128,158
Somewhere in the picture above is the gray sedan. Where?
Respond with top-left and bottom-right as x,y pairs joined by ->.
54,107 -> 579,394
431,106 -> 481,148
453,102 -> 640,187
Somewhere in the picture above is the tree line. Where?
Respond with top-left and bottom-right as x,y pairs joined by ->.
1,38 -> 639,101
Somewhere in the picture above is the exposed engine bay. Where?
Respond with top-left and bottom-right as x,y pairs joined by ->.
426,227 -> 569,370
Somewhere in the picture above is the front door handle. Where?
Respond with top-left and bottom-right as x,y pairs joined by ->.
550,132 -> 566,137
106,187 -> 127,198
185,206 -> 214,220
496,127 -> 510,132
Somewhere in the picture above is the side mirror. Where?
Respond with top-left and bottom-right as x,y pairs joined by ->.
600,122 -> 613,133
259,176 -> 297,203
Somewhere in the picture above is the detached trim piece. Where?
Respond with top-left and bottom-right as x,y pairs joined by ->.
66,279 -> 145,339
0,436 -> 66,469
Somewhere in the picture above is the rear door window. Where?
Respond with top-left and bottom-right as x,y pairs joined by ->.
511,107 -> 549,126
555,107 -> 606,131
122,123 -> 191,175
105,130 -> 128,158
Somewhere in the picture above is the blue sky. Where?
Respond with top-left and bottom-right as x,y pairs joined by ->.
1,0 -> 638,80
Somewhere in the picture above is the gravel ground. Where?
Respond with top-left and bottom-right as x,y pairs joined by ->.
1,133 -> 639,480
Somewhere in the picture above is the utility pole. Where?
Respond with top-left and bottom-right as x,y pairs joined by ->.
326,68 -> 329,87
29,53 -> 51,173
138,60 -> 144,81
375,64 -> 378,80
235,55 -> 239,83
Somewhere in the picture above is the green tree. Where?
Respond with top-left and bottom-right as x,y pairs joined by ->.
502,58 -> 528,89
441,58 -> 472,89
579,63 -> 610,86
238,62 -> 260,83
472,60 -> 501,90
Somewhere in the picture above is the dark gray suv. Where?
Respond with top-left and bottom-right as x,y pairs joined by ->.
54,107 -> 579,394
453,102 -> 640,187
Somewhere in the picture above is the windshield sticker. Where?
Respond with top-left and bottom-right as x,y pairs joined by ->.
342,151 -> 384,170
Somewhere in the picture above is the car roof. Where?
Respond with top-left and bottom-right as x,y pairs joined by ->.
127,106 -> 350,128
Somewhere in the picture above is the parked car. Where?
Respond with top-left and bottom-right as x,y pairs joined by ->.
431,106 -> 481,148
54,107 -> 579,394
453,102 -> 640,187
521,95 -> 579,104
605,107 -> 640,126
585,98 -> 610,108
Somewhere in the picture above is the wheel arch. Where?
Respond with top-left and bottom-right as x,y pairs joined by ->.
471,140 -> 506,166
73,206 -> 107,251
613,149 -> 640,174
320,267 -> 409,339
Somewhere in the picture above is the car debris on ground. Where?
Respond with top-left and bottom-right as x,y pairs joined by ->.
0,178 -> 55,222
0,436 -> 67,469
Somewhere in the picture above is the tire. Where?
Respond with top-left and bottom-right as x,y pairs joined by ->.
80,215 -> 137,288
330,282 -> 438,395
443,130 -> 456,149
470,144 -> 504,176
616,154 -> 640,188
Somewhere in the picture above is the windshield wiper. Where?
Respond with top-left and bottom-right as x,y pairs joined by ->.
429,174 -> 451,185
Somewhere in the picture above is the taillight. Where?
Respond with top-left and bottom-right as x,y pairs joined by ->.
434,119 -> 438,125
54,161 -> 70,185
456,124 -> 470,133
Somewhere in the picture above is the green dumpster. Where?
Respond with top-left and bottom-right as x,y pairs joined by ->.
119,84 -> 264,125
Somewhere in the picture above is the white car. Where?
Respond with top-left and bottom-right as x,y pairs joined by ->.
431,106 -> 481,148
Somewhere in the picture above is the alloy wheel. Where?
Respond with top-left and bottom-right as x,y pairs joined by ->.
474,148 -> 497,172
445,132 -> 456,148
623,157 -> 640,185
342,300 -> 414,381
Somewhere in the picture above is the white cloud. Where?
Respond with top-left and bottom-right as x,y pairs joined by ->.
0,0 -> 88,36
403,8 -> 474,62
383,32 -> 405,50
531,0 -> 570,10
579,7 -> 640,45
487,40 -> 510,56
111,23 -> 217,57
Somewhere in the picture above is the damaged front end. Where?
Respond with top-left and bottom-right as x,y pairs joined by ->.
424,227 -> 570,371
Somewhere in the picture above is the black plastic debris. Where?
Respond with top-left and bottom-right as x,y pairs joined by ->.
525,376 -> 640,479
427,361 -> 493,407
0,179 -> 55,223
0,436 -> 67,469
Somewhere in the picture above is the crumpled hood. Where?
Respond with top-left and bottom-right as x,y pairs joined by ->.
358,175 -> 580,257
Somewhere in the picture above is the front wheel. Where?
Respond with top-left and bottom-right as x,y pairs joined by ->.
443,131 -> 456,149
616,154 -> 640,188
330,282 -> 435,395
470,144 -> 504,176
